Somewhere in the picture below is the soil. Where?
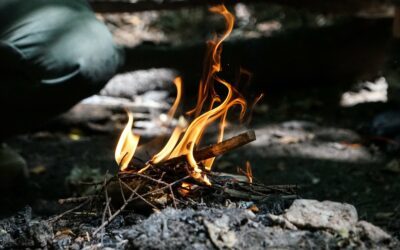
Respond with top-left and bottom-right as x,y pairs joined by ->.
2,71 -> 400,244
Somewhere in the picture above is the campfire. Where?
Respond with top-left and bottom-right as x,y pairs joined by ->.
108,2 -> 256,209
115,4 -> 248,186
55,4 -> 296,236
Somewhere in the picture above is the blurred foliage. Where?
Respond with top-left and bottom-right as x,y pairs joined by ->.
149,7 -> 222,43
150,3 -> 345,44
66,165 -> 110,196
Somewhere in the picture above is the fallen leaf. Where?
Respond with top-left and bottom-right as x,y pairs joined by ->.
154,194 -> 168,206
55,229 -> 75,238
69,128 -> 83,141
375,212 -> 394,219
249,204 -> 259,213
279,135 -> 302,144
384,159 -> 400,174
30,165 -> 46,175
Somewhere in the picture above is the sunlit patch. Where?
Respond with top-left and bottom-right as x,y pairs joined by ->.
340,77 -> 388,107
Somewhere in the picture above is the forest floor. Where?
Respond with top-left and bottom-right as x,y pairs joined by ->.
1,70 -> 399,248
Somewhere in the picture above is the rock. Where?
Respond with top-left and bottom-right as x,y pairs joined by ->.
314,127 -> 361,143
371,110 -> 400,136
204,215 -> 237,249
101,69 -> 178,98
356,220 -> 392,243
257,228 -> 332,249
0,143 -> 29,193
281,120 -> 317,131
282,199 -> 358,232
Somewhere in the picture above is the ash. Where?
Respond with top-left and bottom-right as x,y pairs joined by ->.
0,199 -> 398,249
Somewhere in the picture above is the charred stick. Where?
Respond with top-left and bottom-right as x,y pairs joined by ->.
120,180 -> 158,209
94,176 -> 190,235
58,196 -> 97,205
49,199 -> 91,223
93,192 -> 135,236
156,130 -> 256,167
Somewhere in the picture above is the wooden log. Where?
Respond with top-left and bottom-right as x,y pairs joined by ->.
155,130 -> 256,167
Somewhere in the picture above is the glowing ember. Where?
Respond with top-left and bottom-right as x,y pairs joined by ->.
178,182 -> 193,197
115,4 -> 248,185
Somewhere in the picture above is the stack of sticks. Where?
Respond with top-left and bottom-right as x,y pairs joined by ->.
53,130 -> 298,236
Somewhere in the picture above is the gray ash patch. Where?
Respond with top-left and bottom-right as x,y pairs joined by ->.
0,207 -> 53,249
1,199 -> 398,249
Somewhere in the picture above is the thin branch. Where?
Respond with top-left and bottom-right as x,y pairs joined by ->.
48,199 -> 90,223
117,177 -> 127,203
93,192 -> 135,236
93,175 -> 190,236
58,196 -> 96,205
120,180 -> 158,209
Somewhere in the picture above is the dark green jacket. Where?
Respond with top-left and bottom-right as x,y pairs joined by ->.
0,0 -> 123,138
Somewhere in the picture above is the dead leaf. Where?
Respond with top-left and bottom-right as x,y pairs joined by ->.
249,204 -> 259,213
56,228 -> 75,237
154,194 -> 168,206
69,128 -> 83,141
340,142 -> 362,149
30,165 -> 46,175
375,212 -> 394,219
279,135 -> 302,144
384,159 -> 400,174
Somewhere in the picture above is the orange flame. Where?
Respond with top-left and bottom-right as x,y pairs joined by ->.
188,4 -> 235,118
238,161 -> 253,184
167,77 -> 183,118
115,112 -> 140,171
115,4 -> 248,186
245,161 -> 253,184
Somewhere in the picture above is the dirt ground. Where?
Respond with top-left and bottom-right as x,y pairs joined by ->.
3,78 -> 399,241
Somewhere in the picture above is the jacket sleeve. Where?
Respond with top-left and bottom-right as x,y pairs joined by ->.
0,0 -> 124,137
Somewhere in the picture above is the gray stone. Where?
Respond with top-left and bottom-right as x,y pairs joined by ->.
101,69 -> 178,99
283,199 -> 358,232
356,220 -> 392,243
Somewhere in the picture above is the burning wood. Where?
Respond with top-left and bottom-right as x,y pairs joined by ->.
54,3 -> 298,237
156,130 -> 256,168
105,1 -> 272,206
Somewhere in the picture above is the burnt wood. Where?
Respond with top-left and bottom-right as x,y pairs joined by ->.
154,130 -> 256,167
